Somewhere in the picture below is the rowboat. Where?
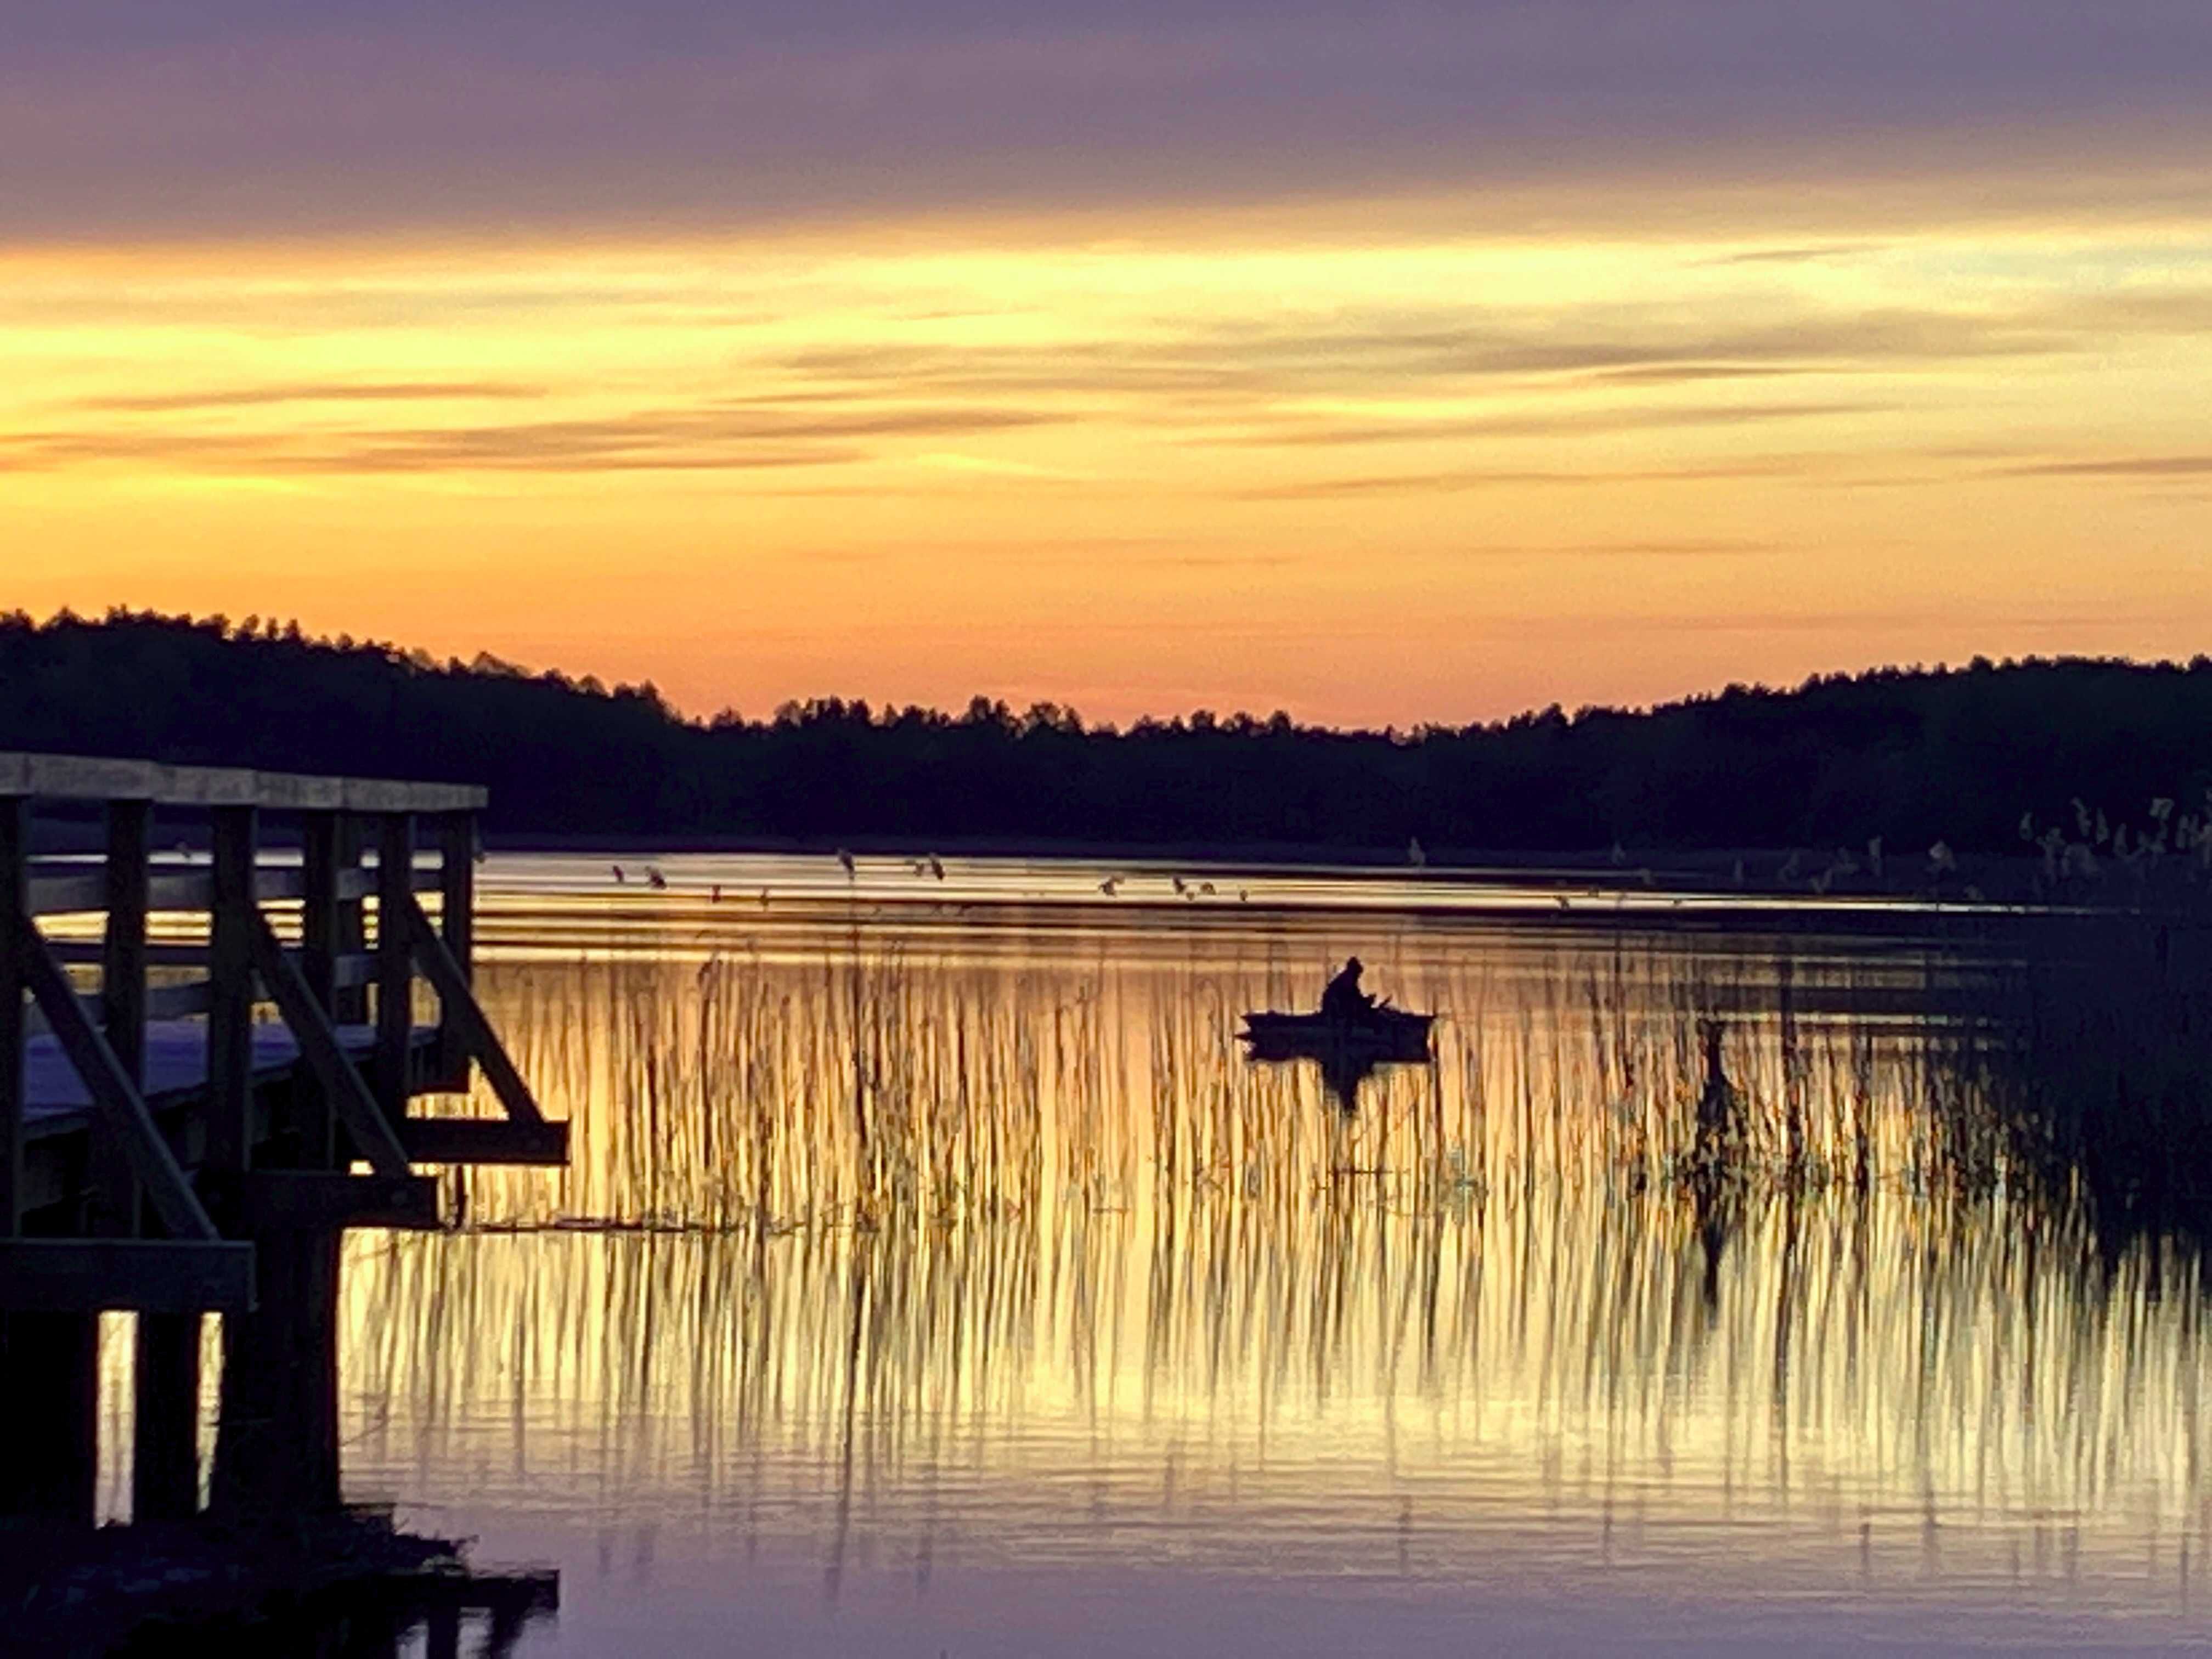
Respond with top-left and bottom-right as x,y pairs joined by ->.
1238,1007 -> 1435,1064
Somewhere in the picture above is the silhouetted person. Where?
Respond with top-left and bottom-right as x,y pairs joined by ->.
1321,956 -> 1374,1020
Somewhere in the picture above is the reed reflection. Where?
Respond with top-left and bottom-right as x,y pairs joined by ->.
345,914 -> 2212,1617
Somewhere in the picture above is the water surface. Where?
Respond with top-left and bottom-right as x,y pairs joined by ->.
319,854 -> 2212,1654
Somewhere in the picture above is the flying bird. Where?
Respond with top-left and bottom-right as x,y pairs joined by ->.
612,864 -> 626,884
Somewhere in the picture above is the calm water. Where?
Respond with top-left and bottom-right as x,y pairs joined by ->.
148,855 -> 2212,1652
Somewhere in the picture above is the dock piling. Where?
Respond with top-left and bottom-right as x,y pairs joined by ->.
0,749 -> 566,1532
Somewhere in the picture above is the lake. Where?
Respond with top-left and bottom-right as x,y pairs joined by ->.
144,854 -> 2212,1653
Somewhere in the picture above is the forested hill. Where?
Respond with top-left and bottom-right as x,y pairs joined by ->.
5,611 -> 2211,854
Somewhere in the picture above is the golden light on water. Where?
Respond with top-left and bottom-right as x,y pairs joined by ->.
239,870 -> 2212,1636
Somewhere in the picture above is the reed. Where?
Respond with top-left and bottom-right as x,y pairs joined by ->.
1924,793 -> 2212,1239
430,915 -> 2058,1243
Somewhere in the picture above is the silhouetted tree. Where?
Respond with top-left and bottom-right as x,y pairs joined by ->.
3,610 -> 2209,851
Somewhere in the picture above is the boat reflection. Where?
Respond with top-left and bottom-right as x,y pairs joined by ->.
1239,984 -> 1437,1110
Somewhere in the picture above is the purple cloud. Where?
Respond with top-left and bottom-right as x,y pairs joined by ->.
4,2 -> 2210,240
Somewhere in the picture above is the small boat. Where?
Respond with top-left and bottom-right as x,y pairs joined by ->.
1238,1006 -> 1435,1064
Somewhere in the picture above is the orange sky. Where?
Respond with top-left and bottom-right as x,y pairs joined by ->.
10,7 -> 2212,726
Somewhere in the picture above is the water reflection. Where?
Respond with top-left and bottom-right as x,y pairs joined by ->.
113,1568 -> 557,1658
337,860 -> 2212,1650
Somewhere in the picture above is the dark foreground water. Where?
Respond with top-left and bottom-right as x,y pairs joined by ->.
107,855 -> 2212,1653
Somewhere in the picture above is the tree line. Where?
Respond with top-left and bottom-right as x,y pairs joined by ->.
4,609 -> 2210,854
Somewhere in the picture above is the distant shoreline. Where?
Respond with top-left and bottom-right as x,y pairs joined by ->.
13,616 -> 2212,864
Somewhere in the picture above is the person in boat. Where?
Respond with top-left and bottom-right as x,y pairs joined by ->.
1321,956 -> 1376,1020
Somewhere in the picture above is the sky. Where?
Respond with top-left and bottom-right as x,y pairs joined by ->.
9,1 -> 2212,727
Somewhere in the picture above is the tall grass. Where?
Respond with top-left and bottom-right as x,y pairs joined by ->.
1923,793 -> 2212,1239
433,920 -> 2046,1234
339,907 -> 2212,1594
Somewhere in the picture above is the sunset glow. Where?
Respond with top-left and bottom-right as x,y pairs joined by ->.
11,4 -> 2212,724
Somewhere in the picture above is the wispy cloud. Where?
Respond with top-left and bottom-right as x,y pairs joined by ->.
1581,365 -> 1812,386
0,400 -> 1058,475
1236,459 -> 1813,500
777,301 -> 2103,410
74,381 -> 548,412
1517,539 -> 1785,558
1700,244 -> 1889,267
1221,400 -> 1884,448
1998,454 -> 2212,478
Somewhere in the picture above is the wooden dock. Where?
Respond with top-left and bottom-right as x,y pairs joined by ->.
0,749 -> 567,1528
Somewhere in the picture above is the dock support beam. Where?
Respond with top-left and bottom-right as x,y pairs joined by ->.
93,798 -> 151,1237
136,1312 -> 204,1522
1,795 -> 25,1237
212,1228 -> 341,1520
206,806 -> 257,1178
437,811 -> 475,1087
0,1307 -> 99,1525
376,814 -> 414,1125
3,797 -> 104,1526
298,811 -> 342,1169
100,795 -> 204,1522
0,751 -> 551,1536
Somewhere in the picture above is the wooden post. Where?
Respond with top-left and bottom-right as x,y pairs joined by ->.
212,1221 -> 342,1520
1,796 -> 24,1238
301,1227 -> 341,1511
436,811 -> 475,1086
376,814 -> 414,1124
0,801 -> 92,1530
212,1226 -> 314,1520
134,1312 -> 202,1522
206,806 -> 257,1179
0,798 -> 96,1528
332,814 -> 369,1025
298,811 -> 342,1170
101,801 -> 151,1093
93,798 -> 151,1235
217,813 -> 354,1523
0,1308 -> 99,1524
426,1602 -> 464,1659
1,800 -> 99,1523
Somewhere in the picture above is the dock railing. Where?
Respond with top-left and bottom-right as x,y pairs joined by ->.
0,749 -> 566,1523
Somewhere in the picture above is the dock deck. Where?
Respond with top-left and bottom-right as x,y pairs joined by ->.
2,747 -> 568,1527
21,1020 -> 431,1128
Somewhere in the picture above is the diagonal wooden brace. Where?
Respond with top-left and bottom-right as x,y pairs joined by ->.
245,910 -> 413,1178
12,917 -> 219,1242
399,891 -> 545,1126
